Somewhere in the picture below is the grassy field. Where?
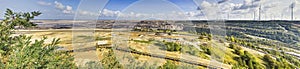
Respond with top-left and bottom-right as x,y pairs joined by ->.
15,28 -> 294,68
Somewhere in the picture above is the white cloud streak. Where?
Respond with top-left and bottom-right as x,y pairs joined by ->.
37,1 -> 51,6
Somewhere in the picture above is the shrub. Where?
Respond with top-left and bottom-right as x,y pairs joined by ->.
164,42 -> 182,52
182,45 -> 210,59
159,60 -> 178,69
200,45 -> 211,55
100,49 -> 123,69
0,9 -> 76,68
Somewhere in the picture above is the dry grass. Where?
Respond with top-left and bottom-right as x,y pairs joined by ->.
15,30 -> 233,68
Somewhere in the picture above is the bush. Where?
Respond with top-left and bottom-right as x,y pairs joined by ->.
100,49 -> 123,69
164,42 -> 182,52
0,9 -> 76,68
159,60 -> 178,69
200,45 -> 211,55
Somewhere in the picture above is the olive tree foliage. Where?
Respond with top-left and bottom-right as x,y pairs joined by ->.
0,9 -> 76,68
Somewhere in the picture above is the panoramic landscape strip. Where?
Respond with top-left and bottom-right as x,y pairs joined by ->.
1,0 -> 300,69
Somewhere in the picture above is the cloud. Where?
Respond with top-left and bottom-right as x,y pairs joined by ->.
194,0 -> 300,20
232,0 -> 261,10
37,1 -> 51,6
54,1 -> 64,10
77,10 -> 99,16
34,0 -> 300,20
186,11 -> 201,17
200,1 -> 214,9
63,5 -> 73,14
97,9 -> 206,20
72,0 -> 300,20
101,9 -> 121,17
53,1 -> 73,14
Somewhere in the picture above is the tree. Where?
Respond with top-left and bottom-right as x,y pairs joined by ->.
0,9 -> 76,68
164,42 -> 182,52
2,9 -> 40,29
100,49 -> 123,69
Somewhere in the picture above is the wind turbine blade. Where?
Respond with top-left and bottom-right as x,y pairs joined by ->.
218,0 -> 229,4
290,2 -> 295,8
253,0 -> 260,2
196,7 -> 205,16
197,7 -> 201,10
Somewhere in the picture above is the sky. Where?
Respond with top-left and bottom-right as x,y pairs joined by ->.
0,0 -> 299,20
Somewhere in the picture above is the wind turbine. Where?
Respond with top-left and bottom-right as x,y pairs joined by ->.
217,0 -> 229,4
258,5 -> 261,21
253,8 -> 256,20
217,0 -> 230,20
252,0 -> 261,20
290,2 -> 295,20
196,7 -> 205,16
281,13 -> 283,20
